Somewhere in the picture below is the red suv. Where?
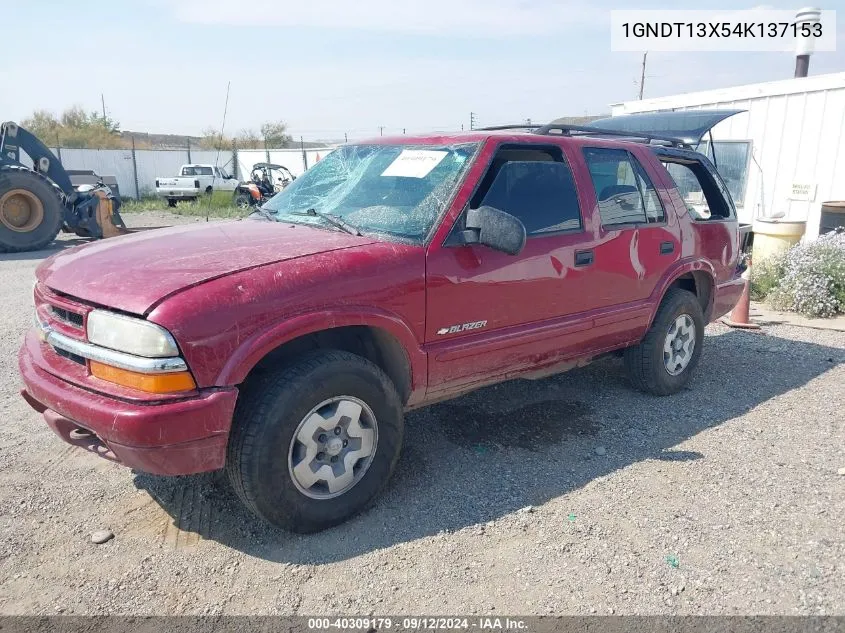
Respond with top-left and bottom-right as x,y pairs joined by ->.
19,115 -> 746,532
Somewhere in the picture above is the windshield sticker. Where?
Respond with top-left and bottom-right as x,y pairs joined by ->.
381,150 -> 448,178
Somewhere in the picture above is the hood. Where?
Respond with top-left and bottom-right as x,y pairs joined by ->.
38,220 -> 375,315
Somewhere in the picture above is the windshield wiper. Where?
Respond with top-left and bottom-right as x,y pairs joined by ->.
289,208 -> 362,236
251,206 -> 277,222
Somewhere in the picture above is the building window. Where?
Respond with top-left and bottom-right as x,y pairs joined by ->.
698,140 -> 751,207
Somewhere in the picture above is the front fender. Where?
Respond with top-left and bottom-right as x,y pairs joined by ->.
214,306 -> 427,401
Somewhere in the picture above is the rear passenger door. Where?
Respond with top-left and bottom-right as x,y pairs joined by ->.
425,143 -> 600,393
581,146 -> 680,305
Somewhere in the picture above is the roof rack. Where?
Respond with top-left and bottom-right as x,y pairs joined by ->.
532,123 -> 690,148
474,121 -> 691,148
476,124 -> 542,131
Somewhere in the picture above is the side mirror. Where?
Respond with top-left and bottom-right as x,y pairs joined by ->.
463,205 -> 526,256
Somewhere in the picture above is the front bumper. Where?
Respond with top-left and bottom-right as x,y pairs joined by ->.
19,332 -> 238,475
156,190 -> 200,199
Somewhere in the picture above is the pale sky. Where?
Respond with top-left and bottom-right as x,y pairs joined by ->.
2,0 -> 843,142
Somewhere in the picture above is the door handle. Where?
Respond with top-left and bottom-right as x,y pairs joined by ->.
660,241 -> 675,255
574,249 -> 594,267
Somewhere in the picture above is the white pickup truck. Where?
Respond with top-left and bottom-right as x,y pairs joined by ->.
155,164 -> 239,206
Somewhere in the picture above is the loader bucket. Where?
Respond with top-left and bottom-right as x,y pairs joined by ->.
93,190 -> 129,239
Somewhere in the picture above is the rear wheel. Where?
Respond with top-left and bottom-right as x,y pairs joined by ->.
167,198 -> 178,208
226,350 -> 403,533
624,288 -> 704,396
234,192 -> 251,209
0,169 -> 63,252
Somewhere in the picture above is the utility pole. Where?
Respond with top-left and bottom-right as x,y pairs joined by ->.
101,94 -> 107,120
638,51 -> 648,100
379,126 -> 385,136
344,132 -> 348,143
470,112 -> 477,130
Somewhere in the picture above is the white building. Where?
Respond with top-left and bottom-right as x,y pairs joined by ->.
610,72 -> 845,240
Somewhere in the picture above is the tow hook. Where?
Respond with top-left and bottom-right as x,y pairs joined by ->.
69,428 -> 94,440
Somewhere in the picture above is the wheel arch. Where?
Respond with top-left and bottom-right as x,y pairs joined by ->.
649,261 -> 716,327
217,310 -> 425,406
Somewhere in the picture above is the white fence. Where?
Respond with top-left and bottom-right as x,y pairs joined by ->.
46,146 -> 334,199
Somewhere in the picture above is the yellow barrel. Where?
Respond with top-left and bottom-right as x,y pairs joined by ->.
751,219 -> 807,264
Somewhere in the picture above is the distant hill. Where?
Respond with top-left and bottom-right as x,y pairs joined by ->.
119,131 -> 202,149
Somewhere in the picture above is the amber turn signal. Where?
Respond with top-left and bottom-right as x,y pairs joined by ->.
89,361 -> 196,393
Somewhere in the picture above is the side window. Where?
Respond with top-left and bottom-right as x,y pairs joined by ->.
699,140 -> 750,207
471,148 -> 582,235
662,159 -> 735,221
583,148 -> 665,226
632,160 -> 665,223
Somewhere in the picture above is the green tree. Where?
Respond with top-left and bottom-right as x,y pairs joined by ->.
22,105 -> 123,148
197,127 -> 232,150
236,128 -> 261,147
21,110 -> 61,142
260,120 -> 293,148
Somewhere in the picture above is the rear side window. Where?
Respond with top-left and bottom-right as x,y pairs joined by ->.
583,148 -> 665,226
661,158 -> 735,220
477,159 -> 582,235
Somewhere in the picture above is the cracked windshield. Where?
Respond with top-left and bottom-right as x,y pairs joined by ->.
261,143 -> 478,240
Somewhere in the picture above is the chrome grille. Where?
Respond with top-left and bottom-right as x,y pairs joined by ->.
50,305 -> 84,328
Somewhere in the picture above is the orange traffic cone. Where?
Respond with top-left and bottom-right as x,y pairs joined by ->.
721,261 -> 761,329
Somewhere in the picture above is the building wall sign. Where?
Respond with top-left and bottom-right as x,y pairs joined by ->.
788,182 -> 817,201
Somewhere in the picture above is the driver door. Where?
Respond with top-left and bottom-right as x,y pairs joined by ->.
425,143 -> 599,394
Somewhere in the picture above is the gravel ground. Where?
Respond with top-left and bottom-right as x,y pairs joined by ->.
0,210 -> 843,616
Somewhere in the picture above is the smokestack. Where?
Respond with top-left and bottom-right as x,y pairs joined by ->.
794,7 -> 821,77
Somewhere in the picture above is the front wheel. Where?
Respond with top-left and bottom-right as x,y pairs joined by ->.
226,350 -> 404,533
624,288 -> 704,396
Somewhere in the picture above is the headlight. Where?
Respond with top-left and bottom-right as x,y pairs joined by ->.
87,310 -> 179,358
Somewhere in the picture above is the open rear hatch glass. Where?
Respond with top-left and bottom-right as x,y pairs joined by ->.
586,109 -> 745,146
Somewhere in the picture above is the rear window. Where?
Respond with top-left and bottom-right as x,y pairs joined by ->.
182,166 -> 213,176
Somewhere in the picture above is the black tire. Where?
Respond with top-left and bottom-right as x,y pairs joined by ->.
167,198 -> 178,208
233,193 -> 251,210
204,186 -> 213,195
0,168 -> 63,253
624,288 -> 704,396
226,350 -> 404,533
